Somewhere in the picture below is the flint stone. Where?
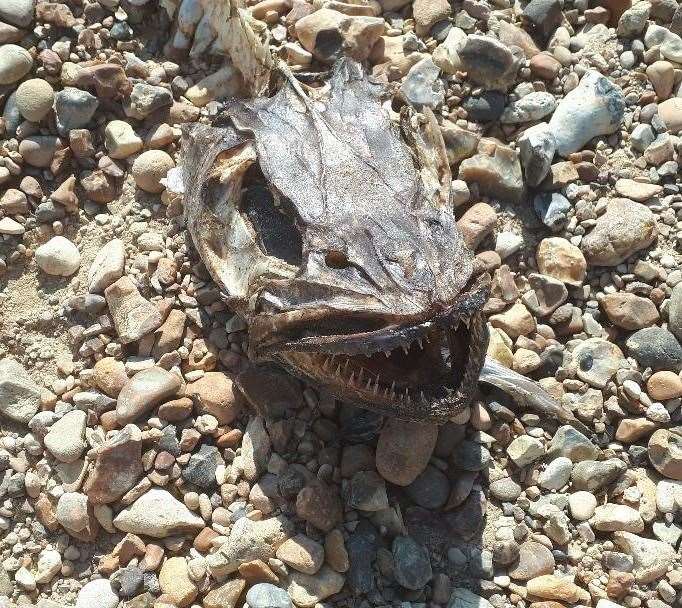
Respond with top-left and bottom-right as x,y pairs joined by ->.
548,70 -> 625,157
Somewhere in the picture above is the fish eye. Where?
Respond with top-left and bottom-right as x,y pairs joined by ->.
325,250 -> 350,269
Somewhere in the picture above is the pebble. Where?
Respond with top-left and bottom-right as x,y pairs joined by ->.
113,488 -> 204,538
88,239 -> 126,293
35,236 -> 81,277
548,70 -> 625,157
601,292 -> 659,330
376,419 -> 437,486
626,327 -> 682,371
568,491 -> 597,521
276,534 -> 324,575
0,0 -> 34,27
0,44 -> 32,84
0,358 -> 42,423
246,583 -> 293,608
500,92 -> 556,123
537,237 -> 586,286
507,435 -> 545,467
116,366 -> 182,424
649,429 -> 682,480
19,135 -> 59,168
287,566 -> 345,608
54,87 -> 99,135
392,535 -> 432,590
76,580 -> 119,608
44,410 -> 87,463
105,120 -> 144,159
572,338 -> 626,389
159,557 -> 197,607
592,504 -> 644,533
105,277 -> 164,344
538,457 -> 572,490
132,150 -> 175,193
15,78 -> 54,122
581,198 -> 657,266
613,531 -> 676,583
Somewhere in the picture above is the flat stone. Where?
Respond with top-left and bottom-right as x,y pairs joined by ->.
113,488 -> 204,538
0,44 -> 32,84
571,458 -> 626,492
489,477 -> 522,502
500,92 -> 556,123
116,367 -> 182,425
44,410 -> 87,463
84,424 -> 143,504
572,338 -> 626,389
88,239 -> 125,294
614,178 -> 663,201
0,0 -> 34,27
647,371 -> 682,400
405,465 -> 450,509
0,358 -> 42,424
376,419 -> 438,486
526,575 -> 589,603
203,579 -> 247,608
459,34 -> 519,89
458,142 -> 524,204
615,418 -> 658,443
601,292 -> 659,330
76,580 -> 119,608
246,583 -> 292,608
186,371 -> 241,424
581,198 -> 657,266
105,276 -> 164,344
457,202 -> 496,251
538,457 -> 572,490
392,535 -> 432,590
124,82 -> 173,119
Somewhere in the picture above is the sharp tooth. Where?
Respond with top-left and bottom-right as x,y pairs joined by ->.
384,350 -> 391,358
349,371 -> 355,385
390,381 -> 396,395
358,368 -> 364,383
417,338 -> 423,350
420,390 -> 426,402
343,359 -> 350,372
402,345 -> 409,355
373,380 -> 380,395
335,364 -> 342,377
365,378 -> 372,390
404,388 -> 410,403
323,357 -> 330,372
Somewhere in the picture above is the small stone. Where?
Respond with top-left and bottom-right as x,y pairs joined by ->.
34,548 -> 62,584
0,0 -> 34,27
571,458 -> 626,492
56,491 -> 99,542
19,135 -> 59,167
349,470 -> 389,511
592,504 -> 644,533
526,575 -> 588,603
536,237 -> 586,286
658,97 -> 682,133
568,491 -> 598,521
400,56 -> 445,108
508,541 -> 555,581
15,78 -> 54,122
456,202 -> 496,250
124,82 -> 173,119
448,588 -> 493,608
182,444 -> 221,489
0,44 -> 32,84
242,416 -> 271,481
376,419 -> 438,486
413,0 -> 450,36
534,192 -> 570,233
44,410 -> 87,463
547,425 -> 599,462
647,371 -> 682,400
186,372 -> 241,424
0,217 -> 25,235
601,293 -> 659,330
548,70 -> 625,157
89,239 -> 125,294
132,150 -> 175,193
276,534 -> 324,575
296,480 -> 343,532
490,302 -> 536,339
405,465 -> 450,509
581,198 -> 657,266
76,580 -> 119,608
113,488 -> 204,538
54,87 -> 99,136
489,477 -> 522,502
615,178 -> 664,202
507,435 -> 545,467
459,35 -> 519,89
287,565 -> 345,608
206,515 -> 292,578
500,92 -> 556,123
613,531 -> 676,583
324,530 -> 349,573
203,580 -> 246,608
462,91 -> 506,123
105,120 -> 143,159
615,418 -> 657,443
458,142 -> 524,204
538,457 -> 572,490
159,557 -> 197,607
116,367 -> 181,425
649,429 -> 682,480
105,276 -> 164,344
392,535 -> 432,590
668,283 -> 682,342
35,236 -> 81,277
572,338 -> 626,389
84,424 -> 143,504
246,583 -> 292,608
626,327 -> 682,371
0,358 -> 42,423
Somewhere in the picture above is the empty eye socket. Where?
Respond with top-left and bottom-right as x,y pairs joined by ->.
325,250 -> 350,269
241,164 -> 303,267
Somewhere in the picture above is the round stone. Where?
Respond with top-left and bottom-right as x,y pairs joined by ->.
104,120 -> 143,159
0,44 -> 33,85
245,583 -> 293,608
568,490 -> 598,521
35,236 -> 81,276
76,580 -> 119,608
132,150 -> 175,193
0,0 -> 34,27
15,78 -> 54,122
649,429 -> 682,480
392,535 -> 433,590
538,457 -> 573,490
626,327 -> 682,372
